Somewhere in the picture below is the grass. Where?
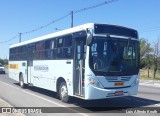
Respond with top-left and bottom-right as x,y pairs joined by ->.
140,69 -> 160,80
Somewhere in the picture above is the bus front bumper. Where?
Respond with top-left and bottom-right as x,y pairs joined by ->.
85,83 -> 138,100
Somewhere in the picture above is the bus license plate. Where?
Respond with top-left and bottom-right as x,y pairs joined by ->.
114,82 -> 124,86
115,91 -> 124,96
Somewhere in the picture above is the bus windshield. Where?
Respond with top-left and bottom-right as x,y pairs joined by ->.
89,36 -> 140,76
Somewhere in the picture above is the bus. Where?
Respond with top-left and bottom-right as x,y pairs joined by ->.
9,23 -> 140,102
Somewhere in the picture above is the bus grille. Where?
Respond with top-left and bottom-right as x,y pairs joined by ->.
105,76 -> 131,82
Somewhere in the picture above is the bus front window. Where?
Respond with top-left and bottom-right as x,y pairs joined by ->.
89,36 -> 139,76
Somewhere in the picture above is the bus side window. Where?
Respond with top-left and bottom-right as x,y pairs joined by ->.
63,35 -> 72,59
56,35 -> 73,59
27,43 -> 35,60
50,40 -> 57,59
45,40 -> 51,59
56,38 -> 63,59
22,46 -> 27,60
35,41 -> 45,60
63,47 -> 72,59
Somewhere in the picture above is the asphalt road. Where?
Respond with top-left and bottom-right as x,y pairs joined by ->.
0,73 -> 160,116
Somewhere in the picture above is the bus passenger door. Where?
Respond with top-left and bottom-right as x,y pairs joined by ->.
27,44 -> 35,84
73,38 -> 86,97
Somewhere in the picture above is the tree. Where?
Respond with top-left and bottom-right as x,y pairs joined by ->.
140,38 -> 153,61
140,38 -> 153,78
3,59 -> 8,65
153,38 -> 160,79
0,58 -> 8,65
0,59 -> 4,65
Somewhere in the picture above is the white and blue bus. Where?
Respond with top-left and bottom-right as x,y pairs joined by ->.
9,23 -> 140,102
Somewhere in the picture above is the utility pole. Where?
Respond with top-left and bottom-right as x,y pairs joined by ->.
71,11 -> 73,28
19,33 -> 22,43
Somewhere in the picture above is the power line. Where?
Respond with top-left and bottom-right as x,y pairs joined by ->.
0,13 -> 70,44
22,13 -> 71,35
0,34 -> 18,44
71,0 -> 119,27
74,0 -> 118,14
22,0 -> 119,34
0,0 -> 118,44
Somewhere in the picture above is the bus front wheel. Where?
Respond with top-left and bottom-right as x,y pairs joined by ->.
59,82 -> 69,103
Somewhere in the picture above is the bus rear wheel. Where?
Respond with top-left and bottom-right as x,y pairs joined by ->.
59,82 -> 70,103
19,74 -> 24,88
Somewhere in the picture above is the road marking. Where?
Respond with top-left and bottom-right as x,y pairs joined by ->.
139,80 -> 160,88
155,104 -> 160,107
153,83 -> 160,87
140,83 -> 160,88
140,80 -> 153,84
0,81 -> 89,116
0,81 -> 20,90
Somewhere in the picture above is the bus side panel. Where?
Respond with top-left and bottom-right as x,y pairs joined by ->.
31,60 -> 73,95
22,61 -> 27,84
9,61 -> 27,83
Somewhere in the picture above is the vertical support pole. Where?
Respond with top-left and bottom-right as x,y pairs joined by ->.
71,11 -> 73,28
19,33 -> 22,43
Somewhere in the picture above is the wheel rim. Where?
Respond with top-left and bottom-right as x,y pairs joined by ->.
61,85 -> 67,99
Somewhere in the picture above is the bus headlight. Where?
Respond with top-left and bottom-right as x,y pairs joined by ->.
89,78 -> 100,87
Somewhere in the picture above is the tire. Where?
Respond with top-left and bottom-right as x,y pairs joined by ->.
59,82 -> 70,103
19,74 -> 25,88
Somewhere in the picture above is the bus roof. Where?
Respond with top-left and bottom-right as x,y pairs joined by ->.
9,23 -> 138,48
10,23 -> 94,48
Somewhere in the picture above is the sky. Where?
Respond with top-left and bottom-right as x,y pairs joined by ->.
0,0 -> 160,59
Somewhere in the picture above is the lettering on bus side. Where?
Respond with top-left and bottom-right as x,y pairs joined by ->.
34,65 -> 49,72
9,64 -> 18,70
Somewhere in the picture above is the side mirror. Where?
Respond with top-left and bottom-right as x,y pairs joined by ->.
86,28 -> 93,46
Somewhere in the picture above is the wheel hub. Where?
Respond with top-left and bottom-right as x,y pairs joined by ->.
61,85 -> 67,98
